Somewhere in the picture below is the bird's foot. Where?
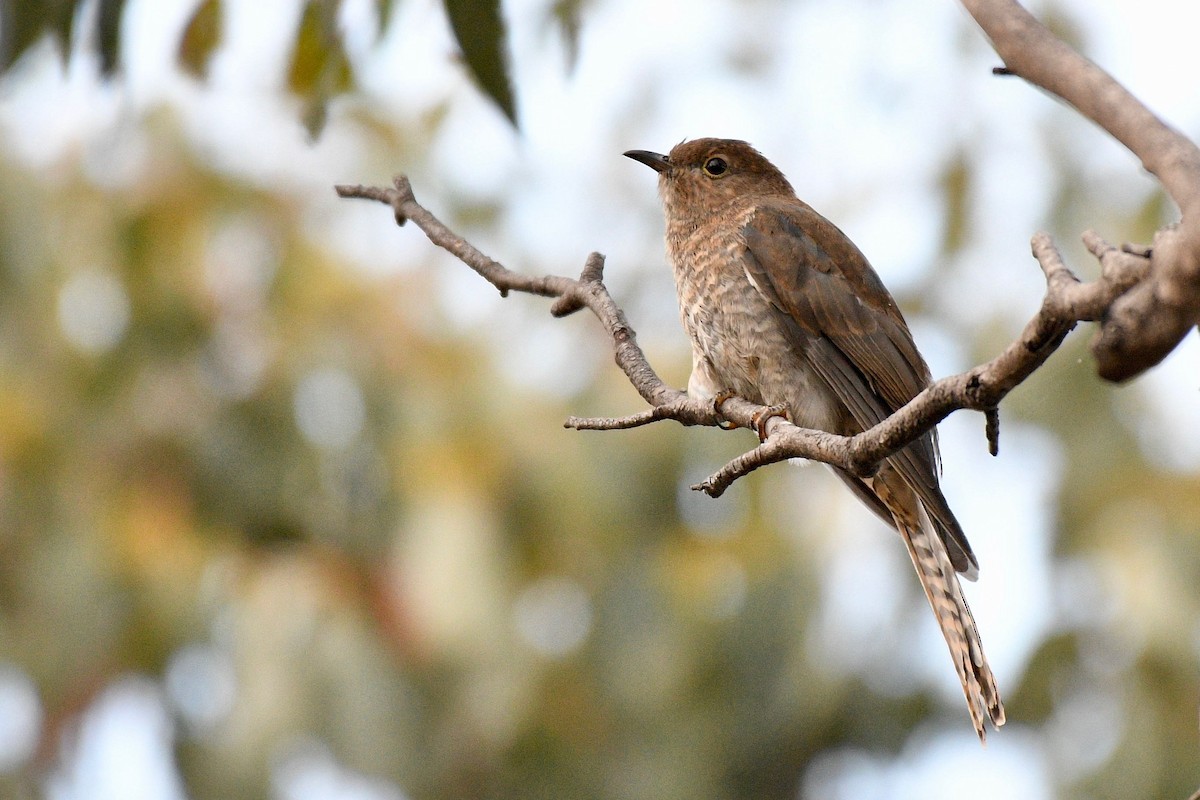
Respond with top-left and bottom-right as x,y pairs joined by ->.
711,390 -> 739,430
751,404 -> 789,441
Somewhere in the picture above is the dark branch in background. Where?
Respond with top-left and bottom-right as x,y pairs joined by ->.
962,0 -> 1200,381
336,0 -> 1198,496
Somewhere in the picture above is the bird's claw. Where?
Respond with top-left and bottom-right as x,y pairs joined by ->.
751,404 -> 789,441
712,390 -> 738,430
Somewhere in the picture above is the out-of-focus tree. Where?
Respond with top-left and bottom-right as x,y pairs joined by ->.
0,2 -> 1197,800
0,0 -> 530,134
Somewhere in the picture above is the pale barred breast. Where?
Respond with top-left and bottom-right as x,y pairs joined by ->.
664,206 -> 844,431
667,211 -> 807,412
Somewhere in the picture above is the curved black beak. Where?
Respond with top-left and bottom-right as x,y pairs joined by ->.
623,149 -> 671,174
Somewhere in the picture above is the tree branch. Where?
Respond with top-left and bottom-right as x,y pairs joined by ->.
335,177 -> 704,417
961,0 -> 1200,381
336,179 -> 1138,497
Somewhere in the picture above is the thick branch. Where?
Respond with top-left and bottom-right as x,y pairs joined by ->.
961,0 -> 1200,381
338,179 -> 1139,497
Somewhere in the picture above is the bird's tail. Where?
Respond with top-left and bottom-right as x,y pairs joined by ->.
875,473 -> 1005,742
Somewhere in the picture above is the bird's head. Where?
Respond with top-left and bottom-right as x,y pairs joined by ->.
624,138 -> 795,220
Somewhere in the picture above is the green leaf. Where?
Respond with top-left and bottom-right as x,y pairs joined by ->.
550,0 -> 585,72
375,0 -> 398,40
178,0 -> 222,78
286,0 -> 353,139
92,0 -> 122,74
0,0 -> 75,72
443,0 -> 517,127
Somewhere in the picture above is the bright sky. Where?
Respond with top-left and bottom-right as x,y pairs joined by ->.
2,0 -> 1198,798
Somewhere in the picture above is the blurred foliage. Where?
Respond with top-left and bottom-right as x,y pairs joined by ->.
0,105 -> 841,796
0,2 -> 1199,800
1,0 -> 516,136
177,0 -> 221,79
288,0 -> 355,138
549,0 -> 588,71
0,0 -> 122,73
0,0 -> 82,72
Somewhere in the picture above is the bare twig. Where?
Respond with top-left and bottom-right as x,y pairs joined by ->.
337,178 -> 687,414
984,408 -> 1001,456
961,0 -> 1200,381
337,179 -> 1141,497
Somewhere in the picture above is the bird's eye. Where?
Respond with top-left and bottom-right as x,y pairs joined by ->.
703,157 -> 728,177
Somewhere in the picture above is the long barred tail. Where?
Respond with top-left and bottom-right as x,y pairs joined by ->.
875,474 -> 1005,742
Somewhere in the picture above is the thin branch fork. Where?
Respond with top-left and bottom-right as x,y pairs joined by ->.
335,177 -> 709,419
962,0 -> 1200,381
335,178 -> 1136,498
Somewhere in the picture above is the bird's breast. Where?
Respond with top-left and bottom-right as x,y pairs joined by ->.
665,216 -> 840,431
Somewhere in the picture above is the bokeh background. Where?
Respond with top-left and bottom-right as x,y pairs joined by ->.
1,0 -> 1199,798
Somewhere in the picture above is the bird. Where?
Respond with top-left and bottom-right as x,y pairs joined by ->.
625,138 -> 1004,741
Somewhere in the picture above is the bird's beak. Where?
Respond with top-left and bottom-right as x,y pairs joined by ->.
623,149 -> 671,174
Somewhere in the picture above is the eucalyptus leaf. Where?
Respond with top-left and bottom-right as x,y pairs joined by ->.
178,0 -> 222,78
443,0 -> 517,127
0,0 -> 75,71
287,0 -> 353,139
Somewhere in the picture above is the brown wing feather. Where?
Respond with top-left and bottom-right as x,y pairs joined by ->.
742,200 -> 927,410
741,202 -> 978,577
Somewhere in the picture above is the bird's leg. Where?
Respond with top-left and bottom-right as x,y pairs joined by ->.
750,404 -> 790,442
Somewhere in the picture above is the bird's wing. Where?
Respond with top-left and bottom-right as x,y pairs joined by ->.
741,201 -> 979,577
